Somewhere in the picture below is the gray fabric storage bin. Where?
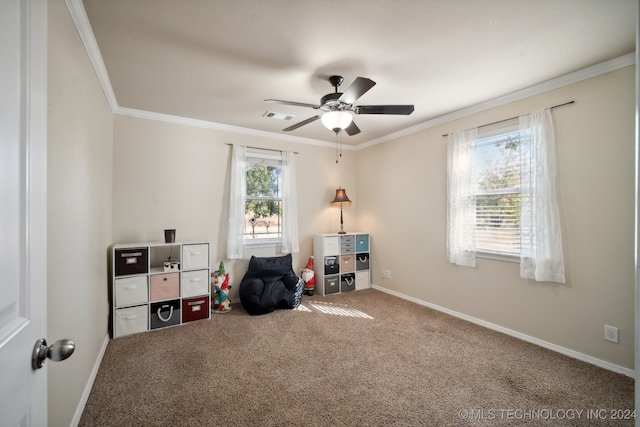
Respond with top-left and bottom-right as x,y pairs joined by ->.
150,299 -> 180,329
324,276 -> 339,294
356,253 -> 370,270
341,273 -> 355,292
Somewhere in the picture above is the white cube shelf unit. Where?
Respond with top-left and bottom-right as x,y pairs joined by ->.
111,241 -> 211,338
313,233 -> 371,296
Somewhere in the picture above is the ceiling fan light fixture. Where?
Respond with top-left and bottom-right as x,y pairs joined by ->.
321,111 -> 352,132
268,75 -> 413,136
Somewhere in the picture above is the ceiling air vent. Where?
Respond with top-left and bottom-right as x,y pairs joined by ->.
263,111 -> 294,121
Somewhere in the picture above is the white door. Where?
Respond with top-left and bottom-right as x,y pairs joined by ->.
0,0 -> 48,425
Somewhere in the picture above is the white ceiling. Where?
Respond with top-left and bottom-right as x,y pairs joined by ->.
81,0 -> 636,146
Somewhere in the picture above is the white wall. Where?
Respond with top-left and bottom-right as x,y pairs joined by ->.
47,0 -> 114,425
356,66 -> 636,370
112,116 -> 357,299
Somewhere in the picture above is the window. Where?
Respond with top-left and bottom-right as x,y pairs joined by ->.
244,152 -> 283,242
227,145 -> 299,259
446,109 -> 565,283
473,127 -> 522,257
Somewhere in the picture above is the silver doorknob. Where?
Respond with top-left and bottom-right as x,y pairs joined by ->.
32,338 -> 75,370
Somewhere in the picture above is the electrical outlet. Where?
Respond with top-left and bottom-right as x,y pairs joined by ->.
381,269 -> 386,279
604,325 -> 619,343
386,270 -> 391,279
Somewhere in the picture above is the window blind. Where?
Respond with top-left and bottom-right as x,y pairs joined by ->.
474,129 -> 523,256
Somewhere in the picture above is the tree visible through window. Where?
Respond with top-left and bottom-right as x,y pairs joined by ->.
474,129 -> 523,256
245,159 -> 282,240
447,109 -> 564,280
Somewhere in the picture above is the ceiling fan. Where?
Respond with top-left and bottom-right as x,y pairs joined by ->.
265,75 -> 415,136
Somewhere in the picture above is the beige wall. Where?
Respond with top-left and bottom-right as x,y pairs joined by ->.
48,3 -> 635,423
112,67 -> 635,370
357,66 -> 636,370
47,0 -> 114,425
112,116 -> 357,299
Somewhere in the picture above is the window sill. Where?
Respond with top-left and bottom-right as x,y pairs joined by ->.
476,251 -> 520,264
244,239 -> 281,249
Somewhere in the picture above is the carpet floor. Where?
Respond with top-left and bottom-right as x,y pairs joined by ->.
79,289 -> 634,426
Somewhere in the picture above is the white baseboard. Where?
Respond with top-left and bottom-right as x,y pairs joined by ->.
371,285 -> 635,378
66,286 -> 633,427
70,333 -> 110,427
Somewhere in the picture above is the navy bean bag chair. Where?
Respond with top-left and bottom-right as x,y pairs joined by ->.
239,254 -> 304,316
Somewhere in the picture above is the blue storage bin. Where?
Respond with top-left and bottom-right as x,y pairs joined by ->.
356,234 -> 369,252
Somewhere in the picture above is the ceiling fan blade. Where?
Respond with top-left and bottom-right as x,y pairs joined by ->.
265,99 -> 319,109
354,105 -> 415,115
282,115 -> 321,131
338,77 -> 376,105
344,120 -> 361,136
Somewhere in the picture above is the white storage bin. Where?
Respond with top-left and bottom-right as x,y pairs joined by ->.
114,276 -> 148,307
355,270 -> 370,291
182,244 -> 209,270
114,305 -> 148,337
182,269 -> 209,297
323,236 -> 339,256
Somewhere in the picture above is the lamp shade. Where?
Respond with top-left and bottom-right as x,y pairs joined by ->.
331,187 -> 352,206
321,111 -> 353,132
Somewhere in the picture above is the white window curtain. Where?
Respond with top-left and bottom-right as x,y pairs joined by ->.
281,150 -> 299,254
227,144 -> 247,259
446,127 -> 478,267
519,109 -> 565,283
226,144 -> 299,259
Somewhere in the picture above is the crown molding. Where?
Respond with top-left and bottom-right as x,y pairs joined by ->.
116,107 -> 352,150
357,52 -> 636,150
65,0 -> 118,113
66,0 -> 348,150
66,0 -> 634,152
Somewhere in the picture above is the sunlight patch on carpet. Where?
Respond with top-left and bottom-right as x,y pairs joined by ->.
300,301 -> 374,319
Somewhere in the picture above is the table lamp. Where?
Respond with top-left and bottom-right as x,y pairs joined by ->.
331,187 -> 352,234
